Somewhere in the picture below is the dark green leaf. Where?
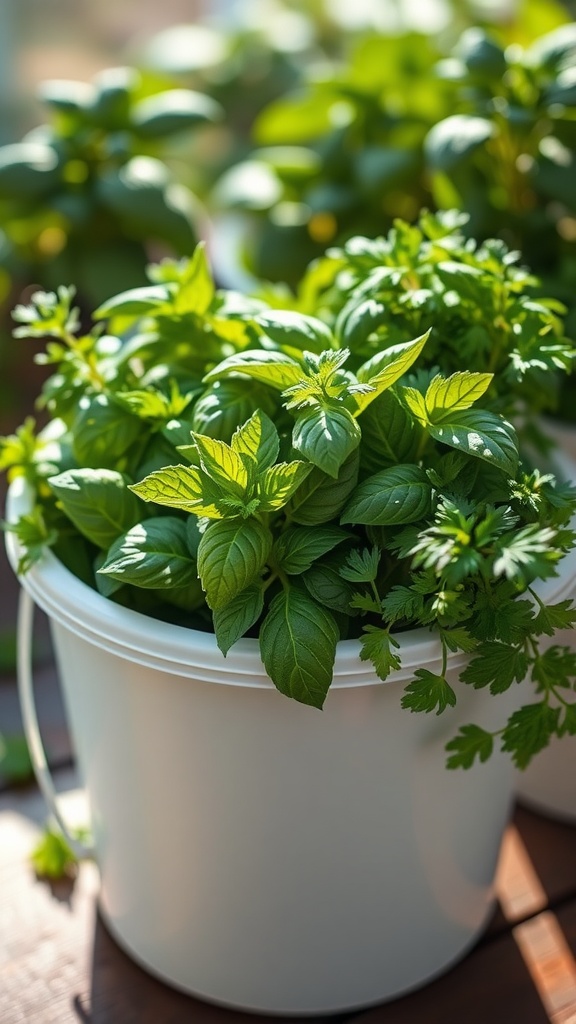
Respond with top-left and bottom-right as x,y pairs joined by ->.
98,517 -> 201,592
49,469 -> 144,548
428,411 -> 519,476
288,450 -> 360,525
213,585 -> 265,655
274,526 -> 351,574
341,465 -> 433,526
359,626 -> 401,680
401,669 -> 457,715
445,724 -> 494,769
259,587 -> 339,708
501,703 -> 561,770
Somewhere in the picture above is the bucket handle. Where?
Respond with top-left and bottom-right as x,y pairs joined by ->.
17,587 -> 94,859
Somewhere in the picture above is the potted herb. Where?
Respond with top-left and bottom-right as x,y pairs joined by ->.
3,227 -> 576,1012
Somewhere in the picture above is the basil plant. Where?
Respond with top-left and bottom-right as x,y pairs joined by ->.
3,216 -> 576,771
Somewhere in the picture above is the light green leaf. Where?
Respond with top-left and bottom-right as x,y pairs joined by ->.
427,411 -> 519,476
425,371 -> 493,422
274,526 -> 351,574
341,465 -> 433,526
93,284 -> 169,319
191,433 -> 248,495
255,310 -> 335,354
98,517 -> 201,591
259,587 -> 339,708
401,386 -> 429,426
230,410 -> 279,470
173,241 -> 215,316
258,461 -> 313,511
203,350 -> 303,390
213,584 -> 265,655
130,465 -> 226,517
197,519 -> 272,610
49,469 -> 144,549
354,330 -> 431,413
292,406 -> 361,478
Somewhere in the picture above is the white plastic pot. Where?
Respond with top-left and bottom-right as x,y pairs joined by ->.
5,476 -> 564,1015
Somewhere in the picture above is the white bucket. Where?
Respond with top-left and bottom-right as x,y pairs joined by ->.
4,476 -> 554,1015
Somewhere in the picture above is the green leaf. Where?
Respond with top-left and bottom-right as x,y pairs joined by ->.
274,526 -> 351,574
359,626 -> 401,680
258,461 -> 313,511
427,411 -> 519,476
493,526 -> 560,585
197,519 -> 272,610
31,827 -> 79,880
93,284 -> 169,319
98,517 -> 201,591
341,465 -> 433,526
231,410 -> 279,471
130,465 -> 226,518
131,89 -> 222,137
72,395 -> 142,468
532,645 -> 576,694
190,433 -> 248,496
301,560 -> 357,615
0,733 -> 33,783
255,310 -> 334,354
425,372 -> 493,422
292,406 -> 361,478
501,703 -> 561,770
380,585 -> 425,625
401,386 -> 429,426
401,669 -> 457,715
354,330 -> 431,413
172,241 -> 215,316
358,391 -> 416,473
445,725 -> 494,769
49,469 -> 144,548
213,585 -> 265,655
424,114 -> 495,171
203,350 -> 303,390
460,641 -> 529,695
259,587 -> 339,708
339,547 -> 380,584
288,450 -> 360,525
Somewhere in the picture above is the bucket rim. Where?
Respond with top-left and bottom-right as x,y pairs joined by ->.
6,470 -> 576,687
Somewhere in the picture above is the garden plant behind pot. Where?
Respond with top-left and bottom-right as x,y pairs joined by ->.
3,218 -> 576,1012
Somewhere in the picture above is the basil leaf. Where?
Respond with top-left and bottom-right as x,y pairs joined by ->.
258,461 -> 313,511
191,433 -> 248,495
427,411 -> 519,475
259,587 -> 339,708
72,395 -> 142,467
301,559 -> 358,614
197,519 -> 272,610
354,329 -> 431,412
288,450 -> 359,525
425,371 -> 493,421
255,310 -> 334,354
231,409 -> 280,470
203,350 -> 303,390
93,284 -> 169,319
49,469 -> 144,548
131,464 -> 226,518
191,380 -> 277,442
359,391 -> 416,472
292,406 -> 361,478
98,517 -> 200,590
274,526 -> 351,574
341,465 -> 433,526
213,584 -> 265,655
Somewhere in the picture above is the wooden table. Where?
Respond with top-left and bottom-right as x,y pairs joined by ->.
1,554 -> 576,1022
